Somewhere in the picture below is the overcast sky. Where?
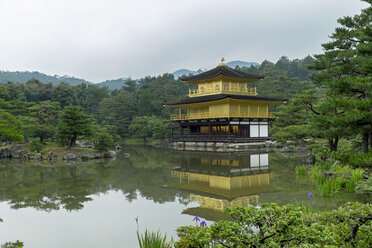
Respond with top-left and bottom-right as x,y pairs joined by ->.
0,0 -> 368,82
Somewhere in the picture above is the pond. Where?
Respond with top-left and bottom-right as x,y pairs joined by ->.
0,145 -> 368,247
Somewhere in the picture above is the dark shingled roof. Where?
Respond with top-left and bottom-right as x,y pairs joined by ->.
181,65 -> 264,82
163,94 -> 286,106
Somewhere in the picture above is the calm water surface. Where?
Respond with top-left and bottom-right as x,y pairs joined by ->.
0,145 -> 369,247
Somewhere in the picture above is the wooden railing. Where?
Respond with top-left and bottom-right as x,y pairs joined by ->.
188,87 -> 257,97
170,112 -> 275,121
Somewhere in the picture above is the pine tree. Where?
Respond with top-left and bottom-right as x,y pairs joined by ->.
309,0 -> 372,153
56,106 -> 93,148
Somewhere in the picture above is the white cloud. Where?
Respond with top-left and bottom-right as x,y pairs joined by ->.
0,0 -> 368,82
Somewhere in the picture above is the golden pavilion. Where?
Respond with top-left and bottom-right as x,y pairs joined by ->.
163,60 -> 285,143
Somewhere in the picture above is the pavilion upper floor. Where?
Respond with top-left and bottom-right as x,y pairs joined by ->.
164,95 -> 284,121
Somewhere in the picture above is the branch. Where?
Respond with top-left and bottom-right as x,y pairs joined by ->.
260,232 -> 277,244
305,103 -> 324,116
347,37 -> 364,44
345,217 -> 372,243
217,240 -> 231,248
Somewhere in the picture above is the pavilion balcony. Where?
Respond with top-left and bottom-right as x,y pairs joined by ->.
170,112 -> 275,121
188,87 -> 257,97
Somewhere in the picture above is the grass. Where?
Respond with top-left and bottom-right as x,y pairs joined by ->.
310,166 -> 324,185
296,165 -> 307,176
317,177 -> 343,197
39,144 -> 94,157
137,230 -> 171,248
309,164 -> 365,196
345,169 -> 365,193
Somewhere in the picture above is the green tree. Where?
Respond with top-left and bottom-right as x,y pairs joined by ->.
92,126 -> 115,152
309,0 -> 372,153
98,90 -> 137,138
20,101 -> 60,143
55,106 -> 93,148
52,82 -> 78,108
148,116 -> 170,140
0,85 -> 23,142
129,116 -> 152,144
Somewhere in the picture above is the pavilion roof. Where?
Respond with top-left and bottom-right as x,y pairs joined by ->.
163,94 -> 286,106
181,64 -> 264,82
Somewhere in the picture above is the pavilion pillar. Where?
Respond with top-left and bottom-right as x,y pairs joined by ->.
209,122 -> 211,137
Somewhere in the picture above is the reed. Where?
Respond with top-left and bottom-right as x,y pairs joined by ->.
137,230 -> 171,248
345,169 -> 364,193
310,166 -> 324,185
296,165 -> 307,176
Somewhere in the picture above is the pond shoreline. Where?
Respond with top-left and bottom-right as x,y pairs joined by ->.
0,143 -> 119,162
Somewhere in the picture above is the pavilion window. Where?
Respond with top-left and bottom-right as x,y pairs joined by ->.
250,124 -> 259,137
259,124 -> 268,137
215,84 -> 220,91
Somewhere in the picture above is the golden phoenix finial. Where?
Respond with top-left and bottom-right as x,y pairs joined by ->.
218,57 -> 226,66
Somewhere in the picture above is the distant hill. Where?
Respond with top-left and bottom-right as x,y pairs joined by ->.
172,69 -> 198,79
1,60 -> 260,89
96,78 -> 128,90
172,61 -> 260,79
226,61 -> 259,68
0,70 -> 90,85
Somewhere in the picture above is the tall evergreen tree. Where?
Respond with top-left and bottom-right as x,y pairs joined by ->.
56,106 -> 93,148
309,0 -> 372,153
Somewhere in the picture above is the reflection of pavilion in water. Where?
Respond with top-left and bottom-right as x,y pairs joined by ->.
169,152 -> 277,220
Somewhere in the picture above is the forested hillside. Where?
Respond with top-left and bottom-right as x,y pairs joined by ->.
0,71 -> 90,85
0,55 -> 317,145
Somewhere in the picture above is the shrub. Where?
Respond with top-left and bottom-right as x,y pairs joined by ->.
356,177 -> 372,192
92,132 -> 114,152
29,138 -> 44,153
175,203 -> 372,248
1,241 -> 24,248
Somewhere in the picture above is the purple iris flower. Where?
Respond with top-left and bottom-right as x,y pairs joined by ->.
200,221 -> 207,227
307,192 -> 313,197
193,216 -> 200,222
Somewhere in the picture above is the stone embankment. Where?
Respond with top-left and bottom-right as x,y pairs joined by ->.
171,140 -> 310,154
0,144 -> 122,161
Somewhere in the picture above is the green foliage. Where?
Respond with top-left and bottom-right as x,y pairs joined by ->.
333,151 -> 372,168
148,117 -> 170,140
129,116 -> 152,144
310,164 -> 365,196
309,1 -> 372,153
1,241 -> 24,248
0,109 -> 23,142
29,138 -> 45,153
295,165 -> 307,176
20,101 -> 60,143
312,202 -> 372,247
98,90 -> 137,138
55,106 -> 93,148
129,116 -> 170,143
92,131 -> 114,152
176,202 -> 372,247
137,230 -> 171,248
356,177 -> 372,192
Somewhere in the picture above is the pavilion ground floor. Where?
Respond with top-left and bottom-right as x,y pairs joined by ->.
169,118 -> 273,143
